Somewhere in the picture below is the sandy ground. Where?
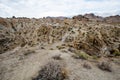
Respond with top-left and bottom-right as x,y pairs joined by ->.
0,43 -> 120,80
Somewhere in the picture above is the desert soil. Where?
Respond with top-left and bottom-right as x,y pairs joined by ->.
0,42 -> 120,80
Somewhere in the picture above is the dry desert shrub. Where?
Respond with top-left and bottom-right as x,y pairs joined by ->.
83,62 -> 92,69
98,61 -> 112,72
24,49 -> 35,56
52,54 -> 62,60
33,61 -> 68,80
109,49 -> 120,57
56,45 -> 65,50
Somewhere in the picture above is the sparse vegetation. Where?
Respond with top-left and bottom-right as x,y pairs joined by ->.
52,54 -> 62,60
24,50 -> 36,56
0,14 -> 120,80
41,47 -> 45,49
83,62 -> 92,69
33,61 -> 67,80
98,61 -> 112,72
74,50 -> 91,60
61,49 -> 68,53
56,46 -> 65,50
50,48 -> 54,50
92,55 -> 99,60
110,49 -> 120,56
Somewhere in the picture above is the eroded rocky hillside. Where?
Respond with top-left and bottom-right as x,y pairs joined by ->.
0,14 -> 120,80
0,15 -> 120,57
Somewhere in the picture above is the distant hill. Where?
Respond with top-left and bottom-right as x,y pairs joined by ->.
72,13 -> 120,23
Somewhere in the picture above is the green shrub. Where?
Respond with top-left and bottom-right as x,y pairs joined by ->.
110,49 -> 120,57
112,49 -> 120,56
74,50 -> 91,60
92,55 -> 98,60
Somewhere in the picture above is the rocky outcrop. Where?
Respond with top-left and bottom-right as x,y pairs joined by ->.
73,13 -> 120,23
104,15 -> 120,23
84,13 -> 104,22
72,15 -> 89,21
0,15 -> 120,57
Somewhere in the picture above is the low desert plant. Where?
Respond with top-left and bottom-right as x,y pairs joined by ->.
68,47 -> 75,53
50,48 -> 54,50
109,49 -> 120,57
24,50 -> 35,56
83,62 -> 92,69
56,46 -> 65,50
74,50 -> 91,60
33,61 -> 67,80
92,55 -> 98,60
98,61 -> 112,72
41,47 -> 45,49
112,49 -> 120,56
61,50 -> 68,53
52,54 -> 62,60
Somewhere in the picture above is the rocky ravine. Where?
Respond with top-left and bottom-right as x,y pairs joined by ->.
0,14 -> 120,80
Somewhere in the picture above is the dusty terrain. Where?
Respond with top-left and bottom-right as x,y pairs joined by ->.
0,14 -> 120,80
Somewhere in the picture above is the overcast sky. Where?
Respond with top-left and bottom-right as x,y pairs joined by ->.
0,0 -> 120,18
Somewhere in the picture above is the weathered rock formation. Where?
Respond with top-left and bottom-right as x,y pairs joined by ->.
0,14 -> 120,57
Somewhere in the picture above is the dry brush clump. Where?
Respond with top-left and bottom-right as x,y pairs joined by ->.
52,54 -> 62,60
98,61 -> 113,72
109,49 -> 120,57
33,61 -> 68,80
83,62 -> 92,69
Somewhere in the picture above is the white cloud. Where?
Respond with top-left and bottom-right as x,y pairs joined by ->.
0,0 -> 120,17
